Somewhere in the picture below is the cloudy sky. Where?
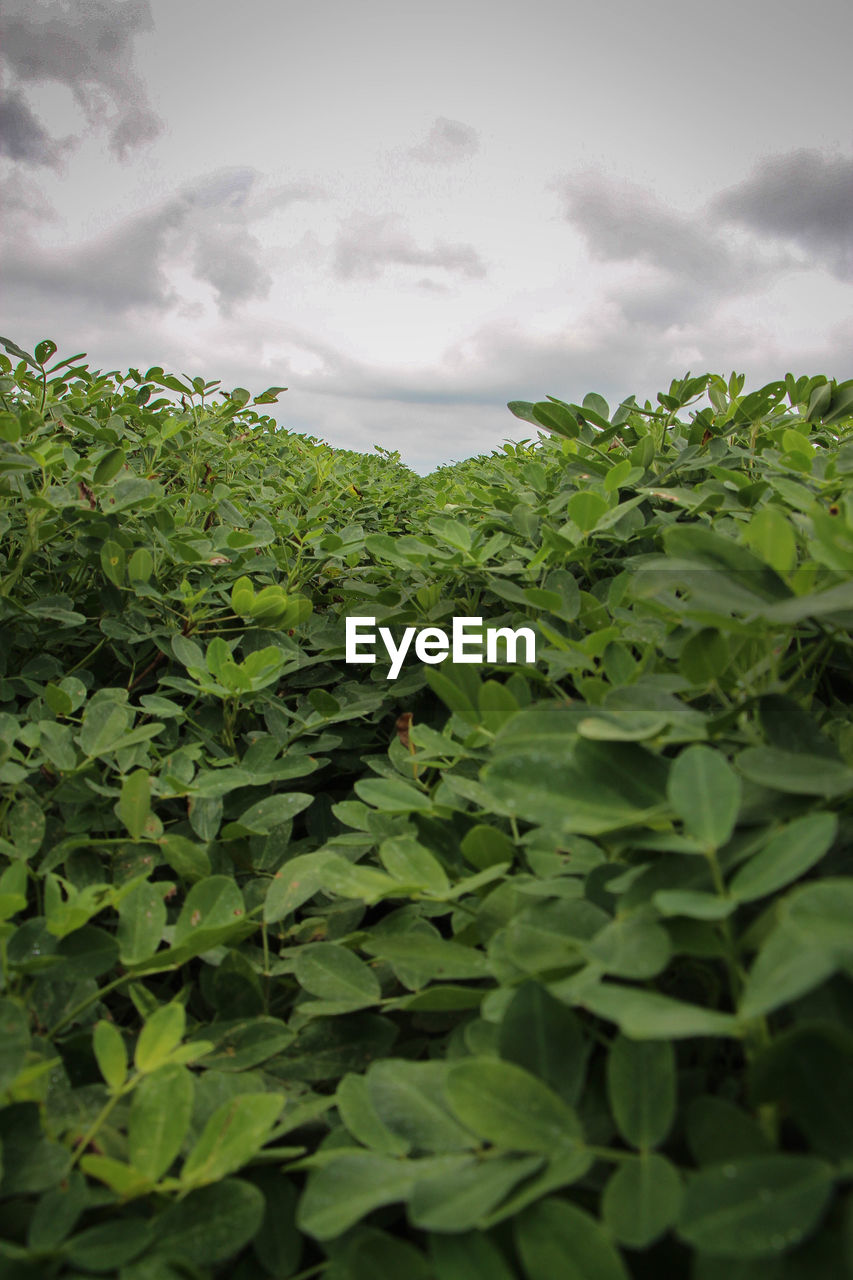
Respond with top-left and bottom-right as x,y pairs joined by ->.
2,0 -> 851,472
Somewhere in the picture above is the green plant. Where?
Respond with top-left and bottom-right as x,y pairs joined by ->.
0,336 -> 851,1277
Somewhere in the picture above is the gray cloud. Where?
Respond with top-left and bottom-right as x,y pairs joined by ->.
2,202 -> 186,312
332,211 -> 487,281
182,168 -> 330,221
407,116 -> 479,164
552,170 -> 738,285
711,149 -> 853,281
1,0 -> 163,163
2,166 -> 327,320
549,168 -> 805,329
0,87 -> 74,167
190,226 -> 273,320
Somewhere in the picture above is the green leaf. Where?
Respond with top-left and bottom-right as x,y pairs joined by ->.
361,933 -> 489,986
741,506 -> 797,571
686,1095 -> 773,1166
654,890 -> 735,920
333,1227 -> 432,1280
530,400 -> 580,438
297,1152 -> 415,1240
135,1002 -> 186,1074
354,777 -> 433,813
54,924 -> 118,980
117,768 -> 151,840
336,1072 -> 411,1155
0,411 -> 21,443
515,1196 -> 630,1280
187,794 -> 222,840
264,851 -> 333,923
231,575 -> 255,616
567,491 -> 609,532
749,1024 -> 853,1160
445,1058 -> 582,1153
498,981 -> 589,1105
78,699 -> 133,758
429,515 -> 472,550
92,447 -> 126,485
173,875 -> 246,944
6,797 -> 45,859
607,1035 -> 676,1148
735,747 -> 853,797
65,1218 -> 151,1271
679,627 -> 730,683
0,999 -> 30,1092
729,812 -> 837,902
99,539 -> 126,587
378,836 -> 450,893
676,1155 -> 835,1258
26,1172 -> 89,1251
78,1155 -> 149,1198
294,943 -> 381,1007
43,681 -> 73,717
0,1103 -> 71,1193
429,1232 -> 517,1280
756,576 -> 853,624
484,709 -> 670,835
601,1152 -> 683,1247
604,458 -> 633,493
740,878 -> 853,1019
251,1170 -> 302,1277
127,547 -> 154,583
668,745 -> 741,849
738,923 -> 837,1021
366,1059 -> 476,1152
460,823 -> 516,870
155,1178 -> 265,1265
586,913 -> 672,978
581,984 -> 740,1039
92,1020 -> 126,1092
661,524 -> 792,604
129,1063 -> 194,1181
159,834 -> 211,883
408,1153 -> 543,1231
221,791 -> 313,838
317,856 -> 402,905
181,1092 -> 282,1187
197,1017 -> 294,1072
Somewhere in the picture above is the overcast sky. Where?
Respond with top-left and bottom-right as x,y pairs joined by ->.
2,0 -> 851,471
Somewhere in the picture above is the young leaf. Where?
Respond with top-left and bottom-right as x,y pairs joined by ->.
135,1002 -> 186,1074
180,1093 -> 283,1186
129,1063 -> 194,1181
93,1020 -> 127,1092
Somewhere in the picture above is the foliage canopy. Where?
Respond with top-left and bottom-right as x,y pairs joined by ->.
1,336 -> 852,1277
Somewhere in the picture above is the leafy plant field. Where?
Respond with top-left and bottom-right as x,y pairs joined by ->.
1,334 -> 852,1279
